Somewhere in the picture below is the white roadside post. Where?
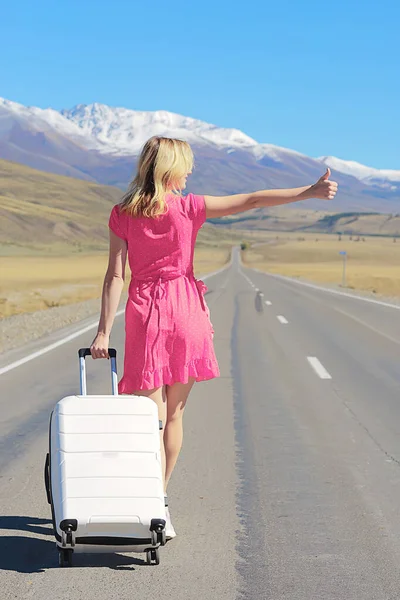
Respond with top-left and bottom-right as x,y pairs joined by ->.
339,250 -> 347,287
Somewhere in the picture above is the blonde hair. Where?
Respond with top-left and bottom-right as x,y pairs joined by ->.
119,136 -> 194,218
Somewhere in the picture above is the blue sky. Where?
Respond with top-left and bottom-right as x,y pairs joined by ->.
1,0 -> 399,169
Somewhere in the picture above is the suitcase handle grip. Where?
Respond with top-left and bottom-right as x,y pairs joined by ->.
78,348 -> 117,359
78,347 -> 118,396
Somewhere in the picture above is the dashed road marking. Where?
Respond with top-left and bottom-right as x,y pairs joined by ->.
277,315 -> 289,324
307,356 -> 332,379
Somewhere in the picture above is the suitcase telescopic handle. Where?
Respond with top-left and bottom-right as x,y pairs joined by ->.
78,347 -> 118,396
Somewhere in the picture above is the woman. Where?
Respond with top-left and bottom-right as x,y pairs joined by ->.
90,136 -> 338,539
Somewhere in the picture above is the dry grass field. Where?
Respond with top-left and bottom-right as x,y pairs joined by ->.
0,247 -> 232,319
3,230 -> 399,319
242,232 -> 400,297
1,255 -> 108,318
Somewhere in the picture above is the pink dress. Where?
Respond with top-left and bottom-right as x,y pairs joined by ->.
108,192 -> 220,392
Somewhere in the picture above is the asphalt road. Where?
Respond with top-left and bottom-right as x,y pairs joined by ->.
1,247 -> 400,599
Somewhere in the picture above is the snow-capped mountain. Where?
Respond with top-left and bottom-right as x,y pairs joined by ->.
60,102 -> 258,155
0,96 -> 321,166
0,96 -> 399,212
318,156 -> 400,187
0,97 -> 98,149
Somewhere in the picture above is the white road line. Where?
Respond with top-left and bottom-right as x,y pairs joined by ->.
0,262 -> 232,377
238,267 -> 254,289
249,267 -> 400,311
307,357 -> 332,379
277,315 -> 289,324
0,310 -> 125,376
265,301 -> 272,306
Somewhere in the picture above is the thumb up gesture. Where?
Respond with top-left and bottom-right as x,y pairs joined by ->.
311,168 -> 338,200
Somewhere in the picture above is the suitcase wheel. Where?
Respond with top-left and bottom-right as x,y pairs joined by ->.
58,548 -> 73,568
146,548 -> 160,566
150,529 -> 166,546
151,530 -> 158,546
150,518 -> 166,546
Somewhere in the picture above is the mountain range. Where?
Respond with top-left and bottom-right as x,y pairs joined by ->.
0,97 -> 399,212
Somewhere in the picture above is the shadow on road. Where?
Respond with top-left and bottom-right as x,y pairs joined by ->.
0,516 -> 149,573
0,515 -> 52,537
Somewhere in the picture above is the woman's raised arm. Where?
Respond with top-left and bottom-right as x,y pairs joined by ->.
204,168 -> 338,218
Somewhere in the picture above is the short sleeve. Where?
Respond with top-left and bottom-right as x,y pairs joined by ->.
108,204 -> 127,240
188,193 -> 206,229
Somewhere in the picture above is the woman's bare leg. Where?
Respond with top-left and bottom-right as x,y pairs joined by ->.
164,378 -> 196,491
130,386 -> 167,490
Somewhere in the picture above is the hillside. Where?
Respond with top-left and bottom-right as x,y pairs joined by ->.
0,158 -> 255,254
0,158 -> 123,252
209,206 -> 400,237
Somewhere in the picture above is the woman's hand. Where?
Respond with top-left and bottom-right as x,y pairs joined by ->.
90,332 -> 110,359
310,168 -> 338,200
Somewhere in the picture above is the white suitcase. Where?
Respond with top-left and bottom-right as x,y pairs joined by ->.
44,347 -> 166,567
